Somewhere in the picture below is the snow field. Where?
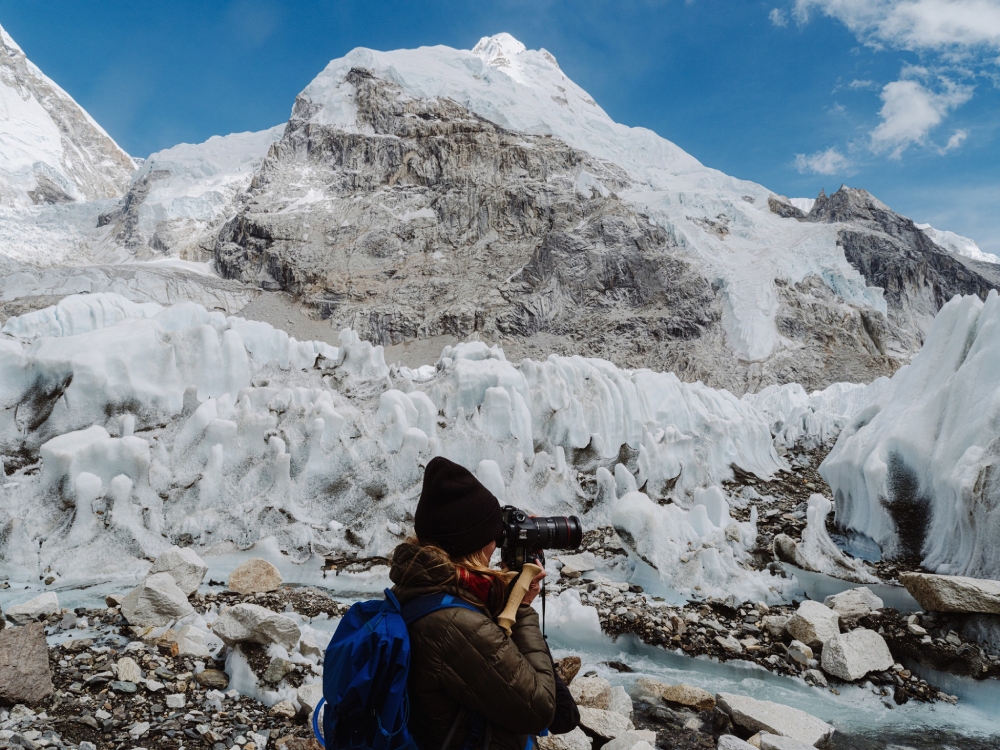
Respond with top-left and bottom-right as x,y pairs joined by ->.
0,292 -> 868,603
821,291 -> 1000,577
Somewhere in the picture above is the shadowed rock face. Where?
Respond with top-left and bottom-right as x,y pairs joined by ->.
804,186 -> 996,351
212,68 -> 992,392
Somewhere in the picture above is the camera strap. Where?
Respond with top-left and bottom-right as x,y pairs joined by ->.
541,578 -> 546,637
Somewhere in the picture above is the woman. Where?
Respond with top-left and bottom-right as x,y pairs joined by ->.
390,456 -> 579,750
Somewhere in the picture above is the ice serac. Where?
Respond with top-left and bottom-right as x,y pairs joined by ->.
211,33 -> 976,392
0,23 -> 133,205
821,291 -> 1000,577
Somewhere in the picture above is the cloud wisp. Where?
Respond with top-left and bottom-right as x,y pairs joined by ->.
870,74 -> 973,157
794,146 -> 852,174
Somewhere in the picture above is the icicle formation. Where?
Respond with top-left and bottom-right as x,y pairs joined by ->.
822,291 -> 1000,578
0,293 -> 792,600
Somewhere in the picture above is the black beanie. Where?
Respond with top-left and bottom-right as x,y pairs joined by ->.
414,456 -> 504,557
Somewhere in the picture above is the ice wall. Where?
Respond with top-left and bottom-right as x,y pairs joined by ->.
0,293 -> 791,600
821,292 -> 1000,577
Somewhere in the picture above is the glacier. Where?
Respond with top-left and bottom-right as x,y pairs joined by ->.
0,292 -> 827,603
821,291 -> 1000,577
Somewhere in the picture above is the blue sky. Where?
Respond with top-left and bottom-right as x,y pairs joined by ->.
2,0 -> 997,250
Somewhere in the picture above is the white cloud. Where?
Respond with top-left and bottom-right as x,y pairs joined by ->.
870,76 -> 973,156
770,8 -> 789,26
943,128 -> 968,151
794,147 -> 852,174
849,78 -> 879,89
794,0 -> 1000,54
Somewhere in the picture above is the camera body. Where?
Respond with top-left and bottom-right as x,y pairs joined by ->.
497,505 -> 583,571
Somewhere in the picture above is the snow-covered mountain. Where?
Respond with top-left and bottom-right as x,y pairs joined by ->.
917,223 -> 1000,265
0,22 -> 134,206
208,34 -> 996,392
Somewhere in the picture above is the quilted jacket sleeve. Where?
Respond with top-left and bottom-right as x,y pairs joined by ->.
434,604 -> 556,734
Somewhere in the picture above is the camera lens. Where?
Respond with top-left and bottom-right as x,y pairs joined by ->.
534,515 -> 583,551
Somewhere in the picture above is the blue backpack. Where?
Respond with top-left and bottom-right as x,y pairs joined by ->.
314,589 -> 481,750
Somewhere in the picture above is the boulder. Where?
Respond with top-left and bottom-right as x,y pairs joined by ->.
116,657 -> 142,683
716,692 -> 834,746
603,730 -> 656,750
5,592 -> 59,624
759,735 -> 814,750
0,623 -> 54,704
823,588 -> 883,627
899,573 -> 1000,615
173,624 -> 211,657
148,546 -> 208,596
539,727 -> 593,750
608,685 -> 633,719
555,655 -> 582,685
718,737 -> 756,750
557,554 -> 596,579
213,602 -> 300,650
820,628 -> 894,681
661,684 -> 715,712
578,706 -> 634,740
270,699 -> 297,719
297,683 -> 324,714
121,572 -> 195,627
786,641 -> 813,666
195,669 -> 229,689
228,558 -> 283,595
299,633 -> 323,659
785,601 -> 840,649
631,677 -> 667,704
570,676 -> 613,709
762,615 -> 790,638
264,656 -> 295,684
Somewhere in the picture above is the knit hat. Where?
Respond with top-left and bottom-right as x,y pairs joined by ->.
414,457 -> 504,557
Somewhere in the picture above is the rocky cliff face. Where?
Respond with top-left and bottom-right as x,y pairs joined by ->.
800,187 -> 996,353
0,23 -> 134,206
210,55 -> 932,392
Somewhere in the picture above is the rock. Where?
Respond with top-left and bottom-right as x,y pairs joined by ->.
539,727 -> 593,750
173,624 -> 211,657
716,692 -> 834,747
105,593 -> 123,608
631,677 -> 667,704
785,601 -> 840,649
115,657 -> 142,683
899,573 -> 1000,615
608,685 -> 633,719
820,628 -> 894,681
195,669 -> 229,689
823,587 -> 884,627
557,554 -> 596,579
0,623 -> 54,704
228,558 -> 283,595
759,734 -> 814,750
263,657 -> 295,684
578,706 -> 634,740
661,684 -> 715,712
110,680 -> 137,693
148,546 -> 209,596
121,572 -> 195,627
213,603 -> 300,650
166,693 -> 186,709
298,633 -> 323,659
786,641 -> 813,666
297,683 -> 324,714
718,737 -> 756,750
716,635 -> 743,653
803,669 -> 827,688
5,593 -> 59,625
269,700 -> 297,719
128,721 -> 150,740
762,615 -> 790,638
555,656 -> 582,685
275,737 -> 323,750
603,735 -> 655,750
570,676 -> 613,709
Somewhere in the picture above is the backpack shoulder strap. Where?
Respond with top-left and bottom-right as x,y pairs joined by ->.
399,591 -> 482,625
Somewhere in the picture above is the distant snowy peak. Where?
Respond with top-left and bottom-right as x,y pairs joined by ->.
0,22 -> 133,206
917,223 -> 999,265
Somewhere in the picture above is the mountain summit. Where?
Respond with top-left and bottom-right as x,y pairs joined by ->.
0,22 -> 134,206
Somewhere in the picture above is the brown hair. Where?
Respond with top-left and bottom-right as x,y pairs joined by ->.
404,537 -> 516,587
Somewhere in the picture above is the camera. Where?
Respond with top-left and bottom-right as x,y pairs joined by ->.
496,505 -> 583,571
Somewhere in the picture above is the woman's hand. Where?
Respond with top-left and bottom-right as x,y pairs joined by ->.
520,567 -> 547,606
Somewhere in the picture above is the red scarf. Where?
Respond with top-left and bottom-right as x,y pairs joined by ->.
457,567 -> 497,610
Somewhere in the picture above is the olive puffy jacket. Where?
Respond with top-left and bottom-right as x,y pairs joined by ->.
389,542 -> 557,750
